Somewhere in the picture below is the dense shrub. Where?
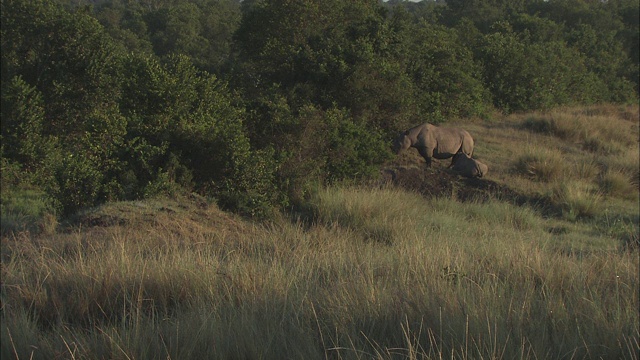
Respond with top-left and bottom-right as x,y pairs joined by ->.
1,0 -> 281,217
1,0 -> 637,219
118,54 -> 282,216
478,22 -> 606,112
323,107 -> 392,183
402,21 -> 489,122
2,0 -> 127,214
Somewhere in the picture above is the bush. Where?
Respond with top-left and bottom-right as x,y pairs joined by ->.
262,104 -> 391,209
1,189 -> 58,236
218,148 -> 282,219
324,107 -> 392,183
403,22 -> 490,121
0,76 -> 53,169
1,159 -> 58,235
478,22 -> 607,112
52,154 -> 104,216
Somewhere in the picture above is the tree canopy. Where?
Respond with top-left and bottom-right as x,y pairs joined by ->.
2,0 -> 638,217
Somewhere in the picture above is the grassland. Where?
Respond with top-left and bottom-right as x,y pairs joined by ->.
1,105 -> 638,359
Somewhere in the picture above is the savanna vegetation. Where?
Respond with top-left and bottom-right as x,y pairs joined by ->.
1,0 -> 639,359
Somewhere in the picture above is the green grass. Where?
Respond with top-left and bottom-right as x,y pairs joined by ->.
0,188 -> 57,236
1,105 -> 638,359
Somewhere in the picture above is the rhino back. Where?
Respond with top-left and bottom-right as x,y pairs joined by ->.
433,127 -> 467,155
415,123 -> 436,146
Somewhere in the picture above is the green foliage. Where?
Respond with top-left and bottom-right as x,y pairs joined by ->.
0,76 -> 53,170
91,0 -> 241,73
218,148 -> 281,218
264,103 -> 391,206
567,23 -> 637,102
444,0 -> 511,31
52,154 -> 104,215
0,158 -> 58,235
234,0 -> 419,135
92,0 -> 154,54
118,53 -> 281,216
1,0 -> 277,217
478,22 -> 605,112
0,188 -> 57,236
401,21 -> 489,121
323,107 -> 392,183
1,0 -> 638,219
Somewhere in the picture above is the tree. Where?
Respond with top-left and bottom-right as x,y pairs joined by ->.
478,21 -> 605,112
401,20 -> 489,121
233,0 -> 398,194
119,53 -> 280,215
2,0 -> 128,213
444,0 -> 512,31
2,0 -> 278,216
0,77 -> 52,171
93,0 -> 155,54
567,23 -> 636,102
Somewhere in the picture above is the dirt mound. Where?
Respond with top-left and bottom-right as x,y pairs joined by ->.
380,163 -> 525,204
65,193 -> 247,234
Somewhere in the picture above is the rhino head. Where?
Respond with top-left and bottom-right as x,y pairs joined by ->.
393,132 -> 412,154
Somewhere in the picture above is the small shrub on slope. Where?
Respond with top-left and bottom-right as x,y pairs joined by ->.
547,180 -> 603,220
513,147 -> 566,182
599,169 -> 638,200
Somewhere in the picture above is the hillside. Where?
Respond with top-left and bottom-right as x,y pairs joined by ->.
3,1 -> 638,357
388,104 -> 637,217
1,105 -> 638,359
3,0 -> 639,218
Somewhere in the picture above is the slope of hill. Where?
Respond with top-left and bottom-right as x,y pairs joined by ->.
1,105 -> 638,359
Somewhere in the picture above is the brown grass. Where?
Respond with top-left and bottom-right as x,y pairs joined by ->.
521,105 -> 639,151
513,146 -> 567,182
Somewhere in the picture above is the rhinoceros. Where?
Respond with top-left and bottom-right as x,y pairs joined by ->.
451,152 -> 488,178
393,123 -> 474,167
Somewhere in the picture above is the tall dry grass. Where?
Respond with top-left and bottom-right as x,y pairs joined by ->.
509,105 -> 639,221
521,105 -> 638,150
2,105 -> 638,359
2,187 -> 638,359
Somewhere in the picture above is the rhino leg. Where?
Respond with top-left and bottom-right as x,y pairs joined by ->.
449,152 -> 463,169
417,147 -> 432,167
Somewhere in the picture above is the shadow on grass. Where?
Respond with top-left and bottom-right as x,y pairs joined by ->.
382,165 -> 561,217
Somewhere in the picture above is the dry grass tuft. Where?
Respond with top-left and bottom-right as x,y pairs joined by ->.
547,180 -> 603,220
521,107 -> 638,154
599,169 -> 638,200
513,146 -> 567,182
603,147 -> 640,188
